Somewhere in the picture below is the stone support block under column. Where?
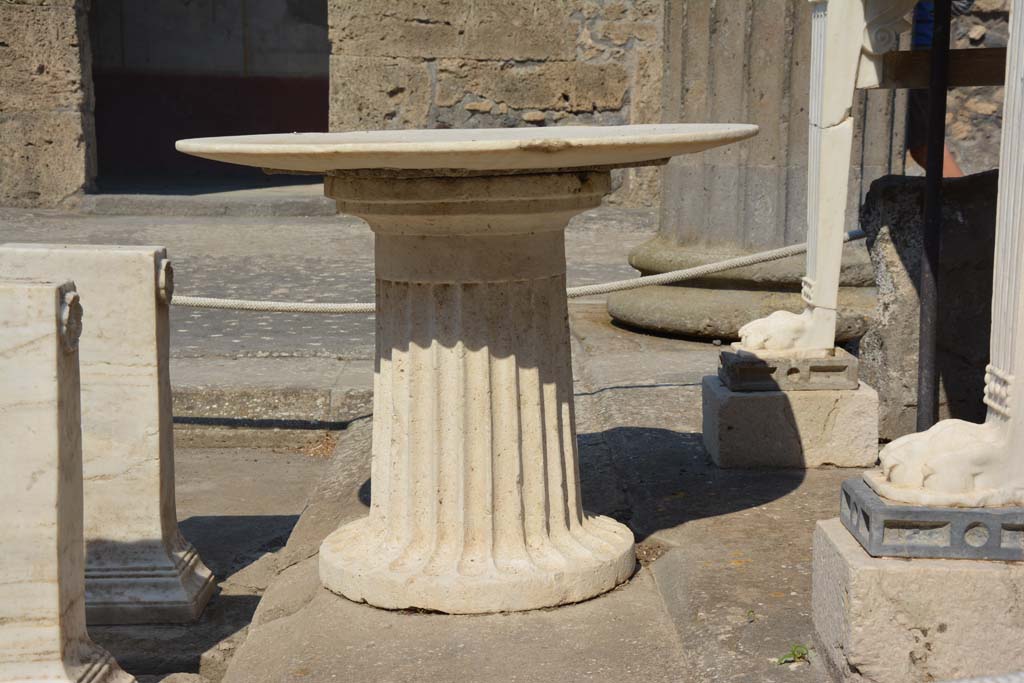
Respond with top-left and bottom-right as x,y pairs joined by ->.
813,518 -> 1024,683
0,245 -> 214,625
701,375 -> 878,468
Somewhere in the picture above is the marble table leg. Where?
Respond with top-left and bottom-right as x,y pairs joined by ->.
866,0 -> 1024,506
0,279 -> 134,683
0,245 -> 215,624
318,171 -> 636,613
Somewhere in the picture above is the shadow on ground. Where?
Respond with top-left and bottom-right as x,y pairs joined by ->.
580,426 -> 805,541
91,514 -> 300,677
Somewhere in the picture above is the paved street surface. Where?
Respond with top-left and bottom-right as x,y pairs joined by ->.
0,203 -> 655,360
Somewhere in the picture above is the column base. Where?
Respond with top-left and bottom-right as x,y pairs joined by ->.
607,285 -> 874,341
701,376 -> 878,468
2,643 -> 136,683
813,518 -> 1024,683
68,645 -> 136,683
85,541 -> 215,625
319,514 -> 636,614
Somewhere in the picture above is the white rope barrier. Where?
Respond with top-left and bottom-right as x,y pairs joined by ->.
171,230 -> 865,314
170,296 -> 376,314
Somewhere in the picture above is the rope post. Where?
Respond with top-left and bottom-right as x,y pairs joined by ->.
916,0 -> 952,431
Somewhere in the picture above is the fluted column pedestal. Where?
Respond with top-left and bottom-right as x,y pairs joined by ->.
318,170 -> 636,614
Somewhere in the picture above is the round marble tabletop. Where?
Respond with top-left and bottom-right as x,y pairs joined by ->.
175,123 -> 758,173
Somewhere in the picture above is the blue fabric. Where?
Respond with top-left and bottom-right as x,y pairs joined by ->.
913,0 -> 977,49
912,1 -> 936,49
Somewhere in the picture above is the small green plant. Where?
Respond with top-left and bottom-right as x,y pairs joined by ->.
776,644 -> 810,665
746,609 -> 756,623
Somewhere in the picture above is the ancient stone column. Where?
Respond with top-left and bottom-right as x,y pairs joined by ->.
608,0 -> 902,339
0,245 -> 214,624
0,279 -> 134,683
317,171 -> 637,613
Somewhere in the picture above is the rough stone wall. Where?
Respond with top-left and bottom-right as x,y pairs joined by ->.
860,172 -> 997,441
944,0 -> 1007,175
327,0 -> 664,206
0,0 -> 95,207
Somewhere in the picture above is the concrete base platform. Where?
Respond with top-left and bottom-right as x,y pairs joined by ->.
813,518 -> 1024,683
702,376 -> 879,469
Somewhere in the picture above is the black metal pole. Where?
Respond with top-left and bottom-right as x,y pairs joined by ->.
916,0 -> 952,431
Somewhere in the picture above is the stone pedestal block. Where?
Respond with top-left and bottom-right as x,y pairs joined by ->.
813,518 -> 1024,683
0,279 -> 134,683
0,245 -> 214,625
701,376 -> 878,468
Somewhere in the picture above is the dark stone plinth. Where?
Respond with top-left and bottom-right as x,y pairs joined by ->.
718,347 -> 859,392
841,477 -> 1024,561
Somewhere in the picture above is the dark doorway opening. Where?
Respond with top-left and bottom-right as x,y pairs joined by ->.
89,0 -> 329,193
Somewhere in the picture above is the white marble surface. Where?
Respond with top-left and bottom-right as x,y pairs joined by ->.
0,278 -> 134,683
176,124 -> 758,172
0,245 -> 214,623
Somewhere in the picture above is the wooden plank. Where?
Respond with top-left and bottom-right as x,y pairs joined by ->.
874,47 -> 1006,89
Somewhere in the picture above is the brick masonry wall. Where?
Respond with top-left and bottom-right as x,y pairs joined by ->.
327,0 -> 664,206
0,0 -> 95,207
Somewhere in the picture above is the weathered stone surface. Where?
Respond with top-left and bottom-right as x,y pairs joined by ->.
702,376 -> 879,469
942,3 -> 1008,176
813,518 -> 1024,683
0,3 -> 87,112
859,171 -> 997,441
328,55 -> 431,131
435,59 -> 630,113
326,0 -> 664,206
0,0 -> 94,207
329,0 -> 577,61
0,111 -> 95,206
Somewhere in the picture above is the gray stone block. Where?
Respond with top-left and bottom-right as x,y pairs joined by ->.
718,347 -> 859,392
840,477 -> 1024,561
860,171 -> 998,441
813,518 -> 1024,683
701,375 -> 878,469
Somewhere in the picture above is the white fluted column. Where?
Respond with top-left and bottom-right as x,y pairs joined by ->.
867,3 -> 1024,506
318,171 -> 635,613
0,279 -> 134,683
